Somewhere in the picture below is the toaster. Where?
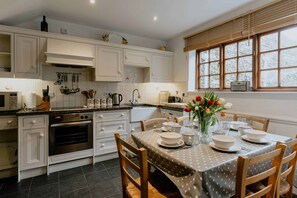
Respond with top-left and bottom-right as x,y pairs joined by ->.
230,81 -> 251,92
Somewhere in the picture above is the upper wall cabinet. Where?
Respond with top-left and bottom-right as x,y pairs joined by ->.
124,49 -> 151,67
150,54 -> 172,82
15,34 -> 40,79
45,38 -> 95,67
0,32 -> 14,78
95,46 -> 123,82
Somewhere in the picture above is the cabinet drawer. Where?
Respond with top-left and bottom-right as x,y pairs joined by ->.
0,116 -> 17,130
95,135 -> 126,156
95,120 -> 127,138
95,111 -> 128,121
22,116 -> 46,128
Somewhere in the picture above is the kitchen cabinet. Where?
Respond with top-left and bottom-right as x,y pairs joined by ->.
124,49 -> 151,67
151,54 -> 172,82
94,110 -> 129,155
15,34 -> 40,79
19,115 -> 48,171
95,46 -> 123,81
0,32 -> 14,78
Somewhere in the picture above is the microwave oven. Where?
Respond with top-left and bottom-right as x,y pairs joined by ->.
0,91 -> 22,111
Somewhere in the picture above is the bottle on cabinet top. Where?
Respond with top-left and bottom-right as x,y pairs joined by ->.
41,16 -> 48,32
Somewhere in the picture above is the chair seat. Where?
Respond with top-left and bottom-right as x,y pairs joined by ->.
279,179 -> 291,195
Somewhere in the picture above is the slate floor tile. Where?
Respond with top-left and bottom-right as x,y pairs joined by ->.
28,182 -> 59,198
60,187 -> 91,198
59,167 -> 83,181
60,175 -> 88,195
0,178 -> 31,195
82,162 -> 105,175
102,159 -> 120,169
31,172 -> 58,188
106,167 -> 121,178
85,170 -> 112,187
0,191 -> 29,198
89,181 -> 120,198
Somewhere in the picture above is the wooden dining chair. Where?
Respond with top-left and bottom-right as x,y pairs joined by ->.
235,143 -> 287,198
174,116 -> 190,126
233,114 -> 270,132
276,135 -> 297,198
140,118 -> 168,131
114,133 -> 182,198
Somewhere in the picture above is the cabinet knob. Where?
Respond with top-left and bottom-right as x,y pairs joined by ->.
131,128 -> 135,132
118,126 -> 123,129
40,133 -> 44,137
101,128 -> 105,131
31,120 -> 36,124
145,57 -> 149,61
120,113 -> 125,117
99,115 -> 103,118
7,120 -> 12,124
101,144 -> 105,147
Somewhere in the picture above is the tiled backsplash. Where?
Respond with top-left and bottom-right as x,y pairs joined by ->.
0,66 -> 182,108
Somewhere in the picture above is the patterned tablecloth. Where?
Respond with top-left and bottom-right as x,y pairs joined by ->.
131,129 -> 291,198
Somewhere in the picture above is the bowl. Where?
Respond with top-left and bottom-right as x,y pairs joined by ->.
212,135 -> 236,149
244,129 -> 267,140
230,121 -> 248,130
159,132 -> 182,145
238,126 -> 252,136
172,124 -> 182,133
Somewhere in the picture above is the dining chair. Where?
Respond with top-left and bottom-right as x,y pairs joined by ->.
276,135 -> 297,198
114,133 -> 182,198
174,116 -> 190,125
217,112 -> 235,122
233,114 -> 270,132
140,118 -> 168,131
235,143 -> 287,198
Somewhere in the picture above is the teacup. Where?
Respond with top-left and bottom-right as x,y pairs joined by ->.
182,132 -> 196,146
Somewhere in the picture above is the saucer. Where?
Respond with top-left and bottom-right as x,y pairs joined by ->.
157,138 -> 184,148
209,142 -> 241,153
241,135 -> 270,144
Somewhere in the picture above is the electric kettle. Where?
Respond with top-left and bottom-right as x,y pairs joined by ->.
112,93 -> 123,105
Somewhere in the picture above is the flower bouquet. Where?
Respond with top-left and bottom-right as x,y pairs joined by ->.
184,91 -> 232,143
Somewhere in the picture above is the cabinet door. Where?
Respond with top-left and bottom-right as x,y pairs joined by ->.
151,54 -> 172,82
15,34 -> 40,79
124,49 -> 150,67
0,32 -> 14,78
95,46 -> 123,81
20,128 -> 46,170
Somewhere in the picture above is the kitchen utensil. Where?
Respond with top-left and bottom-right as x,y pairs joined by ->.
112,93 -> 123,105
75,74 -> 80,92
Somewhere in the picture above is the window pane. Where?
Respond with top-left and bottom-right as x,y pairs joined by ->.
260,70 -> 278,87
280,27 -> 297,48
210,62 -> 220,74
239,40 -> 253,56
238,56 -> 252,72
225,43 -> 237,59
238,72 -> 252,86
210,75 -> 220,88
225,74 -> 237,88
225,59 -> 237,73
260,52 -> 278,69
200,63 -> 209,76
200,76 -> 209,88
280,68 -> 297,87
210,48 -> 220,61
260,33 -> 278,52
200,51 -> 209,63
280,48 -> 297,68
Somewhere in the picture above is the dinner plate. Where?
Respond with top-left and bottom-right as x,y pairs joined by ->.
209,142 -> 241,153
241,135 -> 270,144
157,138 -> 184,148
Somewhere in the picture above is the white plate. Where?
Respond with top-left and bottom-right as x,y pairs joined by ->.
241,135 -> 270,144
157,138 -> 184,148
209,142 -> 241,153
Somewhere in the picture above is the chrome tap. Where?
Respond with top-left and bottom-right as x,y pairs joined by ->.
129,89 -> 141,105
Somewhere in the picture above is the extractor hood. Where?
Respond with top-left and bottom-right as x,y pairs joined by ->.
45,38 -> 95,67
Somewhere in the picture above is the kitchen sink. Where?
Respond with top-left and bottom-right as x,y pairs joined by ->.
129,105 -> 158,122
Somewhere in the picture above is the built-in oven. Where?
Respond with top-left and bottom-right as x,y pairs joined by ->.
49,112 -> 93,156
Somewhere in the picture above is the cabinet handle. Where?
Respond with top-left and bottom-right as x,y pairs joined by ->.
40,133 -> 44,137
7,120 -> 12,124
101,144 -> 105,147
118,126 -> 123,129
145,56 -> 149,61
99,115 -> 103,118
120,113 -> 125,117
101,128 -> 105,131
31,120 -> 36,124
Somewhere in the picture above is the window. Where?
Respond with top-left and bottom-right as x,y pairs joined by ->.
259,26 -> 297,88
224,39 -> 253,88
198,47 -> 220,89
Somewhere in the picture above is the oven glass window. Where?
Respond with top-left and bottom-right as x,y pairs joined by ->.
0,95 -> 4,107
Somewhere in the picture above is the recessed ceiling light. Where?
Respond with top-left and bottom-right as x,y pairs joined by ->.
90,0 -> 95,4
153,16 -> 158,22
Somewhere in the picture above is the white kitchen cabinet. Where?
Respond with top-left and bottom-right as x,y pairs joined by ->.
124,49 -> 151,67
95,46 -> 123,81
151,54 -> 172,82
94,110 -> 129,156
19,115 -> 48,171
15,34 -> 40,79
0,32 -> 14,78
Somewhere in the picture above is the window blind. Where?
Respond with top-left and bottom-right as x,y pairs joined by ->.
184,0 -> 296,52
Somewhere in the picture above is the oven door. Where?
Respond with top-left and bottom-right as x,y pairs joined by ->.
49,120 -> 93,156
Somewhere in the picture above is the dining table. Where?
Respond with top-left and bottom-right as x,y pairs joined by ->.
131,127 -> 292,198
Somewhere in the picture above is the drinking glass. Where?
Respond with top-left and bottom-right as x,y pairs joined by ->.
220,121 -> 231,135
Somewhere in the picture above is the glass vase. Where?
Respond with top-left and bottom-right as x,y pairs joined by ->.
199,119 -> 211,144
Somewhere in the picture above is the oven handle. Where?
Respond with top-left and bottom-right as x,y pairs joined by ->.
50,120 -> 92,128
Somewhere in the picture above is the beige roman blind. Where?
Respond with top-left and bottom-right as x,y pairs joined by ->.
184,0 -> 297,52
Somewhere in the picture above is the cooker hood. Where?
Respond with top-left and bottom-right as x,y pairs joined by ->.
45,38 -> 95,67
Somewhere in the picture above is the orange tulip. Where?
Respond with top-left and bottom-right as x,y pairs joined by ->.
205,108 -> 211,114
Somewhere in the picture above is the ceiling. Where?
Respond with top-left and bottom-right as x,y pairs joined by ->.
0,0 -> 275,40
